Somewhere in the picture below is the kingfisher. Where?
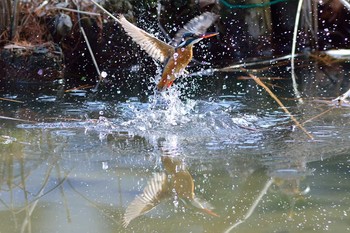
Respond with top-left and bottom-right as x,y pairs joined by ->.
117,12 -> 219,91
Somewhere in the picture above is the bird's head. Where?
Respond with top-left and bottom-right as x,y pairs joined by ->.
176,32 -> 218,48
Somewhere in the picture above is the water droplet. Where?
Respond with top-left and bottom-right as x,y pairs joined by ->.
101,71 -> 107,78
102,161 -> 109,170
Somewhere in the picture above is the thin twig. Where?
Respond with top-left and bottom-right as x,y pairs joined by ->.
220,54 -> 299,72
0,97 -> 24,103
79,27 -> 100,77
73,0 -> 102,92
0,116 -> 37,123
53,7 -> 101,16
90,0 -> 121,23
156,0 -> 172,42
64,84 -> 95,92
248,73 -> 314,140
291,0 -> 304,102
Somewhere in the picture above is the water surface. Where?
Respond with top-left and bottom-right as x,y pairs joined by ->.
0,66 -> 350,233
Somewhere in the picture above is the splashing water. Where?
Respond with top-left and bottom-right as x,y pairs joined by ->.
121,87 -> 197,132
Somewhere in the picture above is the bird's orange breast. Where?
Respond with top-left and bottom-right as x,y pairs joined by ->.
157,45 -> 193,91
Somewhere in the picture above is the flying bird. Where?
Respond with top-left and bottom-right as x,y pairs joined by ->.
117,12 -> 219,91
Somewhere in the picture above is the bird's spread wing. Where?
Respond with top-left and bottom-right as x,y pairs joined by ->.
118,15 -> 174,63
173,12 -> 219,46
123,172 -> 169,227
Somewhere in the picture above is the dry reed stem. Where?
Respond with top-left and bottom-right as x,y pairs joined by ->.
52,7 -> 101,16
0,97 -> 24,103
0,115 -> 36,123
217,54 -> 296,73
248,73 -> 314,140
291,0 -> 304,102
64,84 -> 94,92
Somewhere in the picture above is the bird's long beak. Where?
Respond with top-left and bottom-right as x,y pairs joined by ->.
200,32 -> 219,39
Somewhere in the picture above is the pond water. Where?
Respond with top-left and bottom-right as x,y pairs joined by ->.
0,63 -> 350,233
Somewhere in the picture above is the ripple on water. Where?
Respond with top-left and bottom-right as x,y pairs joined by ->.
14,91 -> 300,159
51,129 -> 77,136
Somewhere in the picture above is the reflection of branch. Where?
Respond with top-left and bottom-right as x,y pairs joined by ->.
19,162 -> 71,232
7,153 -> 19,229
19,157 -> 59,233
224,178 -> 274,233
66,180 -> 120,225
20,156 -> 31,233
56,164 -> 71,223
15,167 -> 70,214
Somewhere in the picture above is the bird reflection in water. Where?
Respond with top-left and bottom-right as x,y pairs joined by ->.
123,155 -> 219,227
270,168 -> 311,219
